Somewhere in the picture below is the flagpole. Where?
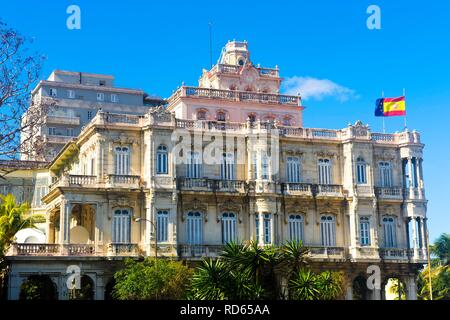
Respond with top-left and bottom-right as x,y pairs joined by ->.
403,88 -> 407,130
382,90 -> 386,133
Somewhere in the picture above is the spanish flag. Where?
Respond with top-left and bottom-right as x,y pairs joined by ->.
375,96 -> 406,117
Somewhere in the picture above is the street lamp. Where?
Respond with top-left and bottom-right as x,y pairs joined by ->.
135,217 -> 157,260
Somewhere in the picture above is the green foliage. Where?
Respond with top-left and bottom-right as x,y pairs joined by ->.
431,233 -> 450,266
19,275 -> 57,300
189,258 -> 264,300
388,278 -> 406,300
113,258 -> 192,300
289,269 -> 343,300
418,265 -> 450,300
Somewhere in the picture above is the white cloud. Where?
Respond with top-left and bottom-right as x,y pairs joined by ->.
282,76 -> 357,102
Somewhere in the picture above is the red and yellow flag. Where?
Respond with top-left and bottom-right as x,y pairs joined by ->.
375,96 -> 406,117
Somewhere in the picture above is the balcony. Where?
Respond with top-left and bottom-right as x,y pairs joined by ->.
379,248 -> 410,260
43,135 -> 76,144
375,187 -> 403,200
307,246 -> 347,260
168,86 -> 301,107
178,244 -> 224,258
106,174 -> 141,189
283,183 -> 312,196
107,243 -> 140,256
7,243 -> 96,257
45,115 -> 80,126
50,175 -> 97,190
316,184 -> 344,198
177,178 -> 246,193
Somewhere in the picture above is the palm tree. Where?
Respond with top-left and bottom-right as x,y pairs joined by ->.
279,240 -> 309,275
0,194 -> 42,256
388,278 -> 406,300
431,233 -> 450,266
289,269 -> 343,300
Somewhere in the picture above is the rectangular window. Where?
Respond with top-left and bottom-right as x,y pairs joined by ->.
48,127 -> 56,135
220,153 -> 235,180
157,210 -> 169,242
252,152 -> 258,180
67,128 -> 74,136
320,215 -> 336,246
287,156 -> 301,183
379,162 -> 392,187
382,217 -> 397,248
111,94 -> 119,103
87,111 -> 93,121
256,214 -> 272,244
288,215 -> 304,242
49,88 -> 57,97
187,152 -> 201,178
318,159 -> 332,185
97,92 -> 104,101
112,209 -> 131,243
68,90 -> 75,99
360,217 -> 371,246
261,152 -> 270,180
115,146 -> 130,175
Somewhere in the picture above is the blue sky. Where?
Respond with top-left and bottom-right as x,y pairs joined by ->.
1,0 -> 449,241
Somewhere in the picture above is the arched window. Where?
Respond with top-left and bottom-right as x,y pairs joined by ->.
288,214 -> 304,242
157,210 -> 169,242
356,157 -> 367,184
220,152 -> 235,180
186,151 -> 202,178
112,209 -> 131,243
115,146 -> 130,175
359,216 -> 371,246
197,110 -> 207,120
287,156 -> 301,183
382,216 -> 397,248
320,215 -> 336,246
379,162 -> 392,187
156,145 -> 168,174
318,158 -> 332,185
216,111 -> 226,122
221,212 -> 237,244
252,152 -> 259,180
186,211 -> 202,245
248,113 -> 256,124
261,152 -> 270,180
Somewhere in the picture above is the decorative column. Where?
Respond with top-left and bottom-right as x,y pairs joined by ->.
59,198 -> 71,244
270,214 -> 276,245
405,217 -> 411,251
258,212 -> 264,246
411,216 -> 419,259
421,218 -> 428,258
405,276 -> 418,300
249,212 -> 255,241
407,157 -> 414,198
415,158 -> 423,198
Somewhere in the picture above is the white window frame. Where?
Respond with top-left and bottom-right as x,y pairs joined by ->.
111,94 -> 119,103
221,212 -> 237,244
186,211 -> 203,245
288,214 -> 304,242
382,216 -> 397,248
112,209 -> 131,243
287,156 -> 301,183
49,88 -> 57,97
318,158 -> 332,185
220,152 -> 235,180
156,145 -> 168,174
320,215 -> 336,246
68,90 -> 75,99
379,162 -> 393,187
356,157 -> 367,184
157,210 -> 169,243
187,151 -> 201,178
97,92 -> 105,101
87,111 -> 93,121
359,216 -> 371,246
115,146 -> 130,175
261,152 -> 270,180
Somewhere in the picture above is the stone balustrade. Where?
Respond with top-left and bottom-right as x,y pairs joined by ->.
375,187 -> 403,199
107,243 -> 140,256
107,174 -> 141,187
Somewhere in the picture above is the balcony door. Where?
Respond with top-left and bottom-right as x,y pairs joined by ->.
186,211 -> 203,245
382,216 -> 397,248
220,152 -> 235,180
320,215 -> 336,246
115,146 -> 130,175
318,159 -> 332,185
112,209 -> 131,243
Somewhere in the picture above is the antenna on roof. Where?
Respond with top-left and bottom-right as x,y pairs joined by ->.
209,21 -> 213,69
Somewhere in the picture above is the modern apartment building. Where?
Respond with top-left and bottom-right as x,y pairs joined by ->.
21,70 -> 164,161
4,41 -> 427,300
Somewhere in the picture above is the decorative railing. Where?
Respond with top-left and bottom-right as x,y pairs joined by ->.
177,178 -> 247,193
169,86 -> 300,106
107,174 -> 141,185
379,248 -> 409,259
65,244 -> 95,255
307,246 -> 346,259
178,244 -> 224,258
108,243 -> 140,256
44,135 -> 76,144
214,64 -> 279,78
375,187 -> 403,199
356,185 -> 373,195
316,184 -> 344,197
283,183 -> 312,195
69,175 -> 97,185
45,115 -> 80,126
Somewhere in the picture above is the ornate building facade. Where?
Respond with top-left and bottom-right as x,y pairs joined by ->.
4,41 -> 427,300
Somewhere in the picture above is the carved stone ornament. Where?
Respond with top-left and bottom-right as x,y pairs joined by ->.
352,120 -> 370,137
316,201 -> 341,226
182,198 -> 208,222
217,199 -> 242,223
149,106 -> 172,122
284,201 -> 309,224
